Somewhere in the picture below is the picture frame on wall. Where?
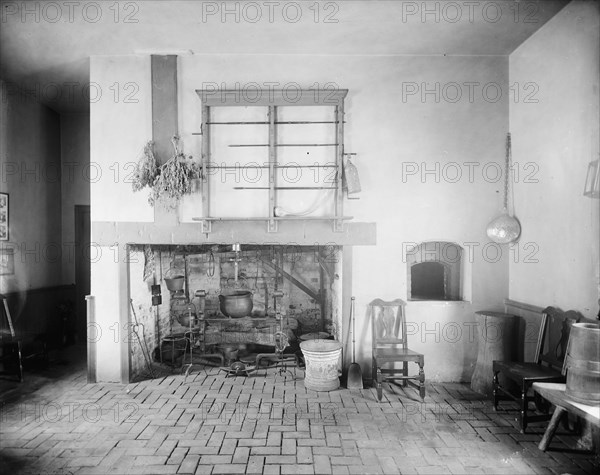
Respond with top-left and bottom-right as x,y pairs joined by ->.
0,247 -> 14,275
0,193 -> 8,241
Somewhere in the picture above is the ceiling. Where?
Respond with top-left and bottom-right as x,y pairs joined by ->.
0,0 -> 570,113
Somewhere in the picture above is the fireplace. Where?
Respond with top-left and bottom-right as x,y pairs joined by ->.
90,219 -> 375,383
127,243 -> 342,381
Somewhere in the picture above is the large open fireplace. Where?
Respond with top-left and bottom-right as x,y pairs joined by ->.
90,219 -> 374,383
128,243 -> 342,381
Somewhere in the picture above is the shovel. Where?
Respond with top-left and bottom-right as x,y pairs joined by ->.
347,296 -> 363,390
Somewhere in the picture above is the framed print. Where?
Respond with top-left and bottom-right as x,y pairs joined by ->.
0,247 -> 14,275
0,193 -> 8,241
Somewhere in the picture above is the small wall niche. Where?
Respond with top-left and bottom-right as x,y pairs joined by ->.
406,241 -> 463,301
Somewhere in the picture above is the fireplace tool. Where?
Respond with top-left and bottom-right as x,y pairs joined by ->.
255,290 -> 299,379
347,296 -> 363,390
129,299 -> 155,379
183,291 -> 224,381
273,329 -> 297,380
220,360 -> 257,377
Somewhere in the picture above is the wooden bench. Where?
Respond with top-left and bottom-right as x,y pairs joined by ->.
532,382 -> 600,451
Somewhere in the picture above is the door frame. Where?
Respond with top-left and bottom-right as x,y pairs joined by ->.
74,204 -> 93,382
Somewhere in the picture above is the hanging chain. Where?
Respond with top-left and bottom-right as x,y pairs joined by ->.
503,132 -> 511,211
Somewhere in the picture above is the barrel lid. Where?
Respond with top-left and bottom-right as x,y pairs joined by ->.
300,339 -> 342,352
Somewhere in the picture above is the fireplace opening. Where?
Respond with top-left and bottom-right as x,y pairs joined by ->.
127,244 -> 341,381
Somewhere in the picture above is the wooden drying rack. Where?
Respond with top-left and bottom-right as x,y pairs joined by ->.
193,89 -> 351,233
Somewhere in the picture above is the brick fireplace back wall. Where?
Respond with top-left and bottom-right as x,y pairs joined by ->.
128,245 -> 339,380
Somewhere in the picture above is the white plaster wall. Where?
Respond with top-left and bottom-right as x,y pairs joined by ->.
90,247 -> 123,382
0,79 -> 62,294
91,52 -> 510,381
509,0 -> 600,317
89,55 -> 154,223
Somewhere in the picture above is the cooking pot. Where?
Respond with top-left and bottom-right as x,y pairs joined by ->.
165,276 -> 185,292
219,290 -> 253,318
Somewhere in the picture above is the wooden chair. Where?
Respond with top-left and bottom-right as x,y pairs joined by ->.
370,298 -> 425,401
492,306 -> 581,432
0,295 -> 23,382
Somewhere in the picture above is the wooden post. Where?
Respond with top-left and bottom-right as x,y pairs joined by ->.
85,295 -> 96,383
201,104 -> 211,233
268,106 -> 278,232
151,55 -> 179,227
334,104 -> 344,232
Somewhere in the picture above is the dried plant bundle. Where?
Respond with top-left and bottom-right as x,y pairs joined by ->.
148,136 -> 202,206
132,141 -> 158,192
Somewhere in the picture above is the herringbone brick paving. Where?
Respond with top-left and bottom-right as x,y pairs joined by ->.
1,351 -> 598,475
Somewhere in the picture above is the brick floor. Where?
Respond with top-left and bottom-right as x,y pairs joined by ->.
1,350 -> 599,474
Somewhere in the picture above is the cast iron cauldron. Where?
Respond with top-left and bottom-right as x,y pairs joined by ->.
219,290 -> 253,318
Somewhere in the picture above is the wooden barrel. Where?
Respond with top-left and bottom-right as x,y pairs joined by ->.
565,322 -> 600,404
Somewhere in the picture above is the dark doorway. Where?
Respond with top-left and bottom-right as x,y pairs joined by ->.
410,262 -> 445,300
74,205 -> 90,345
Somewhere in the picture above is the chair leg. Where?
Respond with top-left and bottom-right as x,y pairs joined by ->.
402,362 -> 408,387
492,371 -> 500,411
16,341 -> 23,383
372,359 -> 377,389
418,362 -> 425,399
520,384 -> 528,433
376,367 -> 383,402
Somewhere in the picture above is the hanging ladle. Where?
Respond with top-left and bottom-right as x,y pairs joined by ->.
486,133 -> 521,244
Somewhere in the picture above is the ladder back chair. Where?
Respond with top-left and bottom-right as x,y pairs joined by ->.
370,298 -> 425,401
492,306 -> 581,432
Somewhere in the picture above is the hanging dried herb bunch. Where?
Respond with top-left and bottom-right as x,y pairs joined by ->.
132,141 -> 158,192
149,135 -> 202,206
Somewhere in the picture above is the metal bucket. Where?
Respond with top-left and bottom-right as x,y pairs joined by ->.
565,322 -> 600,404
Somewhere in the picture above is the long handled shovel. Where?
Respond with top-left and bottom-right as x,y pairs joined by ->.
347,297 -> 363,390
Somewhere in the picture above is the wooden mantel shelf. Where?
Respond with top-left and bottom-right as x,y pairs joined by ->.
91,220 -> 376,247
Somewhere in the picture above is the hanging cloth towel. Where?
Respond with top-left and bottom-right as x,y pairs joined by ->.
342,156 -> 361,195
